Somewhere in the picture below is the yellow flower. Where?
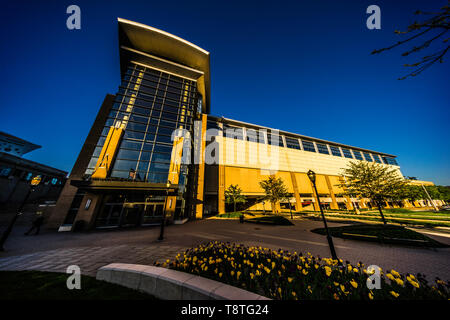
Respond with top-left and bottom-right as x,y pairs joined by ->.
264,267 -> 271,274
219,273 -> 223,278
292,291 -> 296,297
333,293 -> 339,300
391,269 -> 400,278
368,292 -> 373,300
347,264 -> 352,272
250,273 -> 255,279
214,268 -> 218,274
390,291 -> 399,298
204,266 -> 208,271
386,273 -> 395,281
353,268 -> 358,273
324,266 -> 332,277
272,262 -> 276,269
288,277 -> 293,283
231,271 -> 235,276
409,280 -> 420,288
193,256 -> 197,262
333,282 -> 339,287
314,264 -> 319,269
302,269 -> 308,276
395,278 -> 404,286
278,287 -> 282,294
237,271 -> 241,279
350,279 -> 358,288
340,285 -> 349,295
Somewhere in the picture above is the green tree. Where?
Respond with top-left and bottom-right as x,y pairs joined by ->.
400,185 -> 426,203
339,162 -> 407,224
224,184 -> 246,213
437,185 -> 450,202
372,3 -> 449,80
259,176 -> 289,214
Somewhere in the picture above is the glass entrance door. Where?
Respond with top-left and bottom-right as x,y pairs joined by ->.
141,202 -> 165,225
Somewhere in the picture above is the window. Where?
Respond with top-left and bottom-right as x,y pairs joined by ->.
316,143 -> 329,155
383,157 -> 398,165
267,134 -> 283,146
373,154 -> 382,163
302,140 -> 316,152
51,178 -> 58,185
0,167 -> 11,176
329,146 -> 342,157
342,148 -> 353,159
224,126 -> 244,140
353,150 -> 363,160
285,137 -> 300,150
246,129 -> 265,144
363,152 -> 373,162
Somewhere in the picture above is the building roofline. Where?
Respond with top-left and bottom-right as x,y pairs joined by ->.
117,18 -> 210,114
207,115 -> 397,158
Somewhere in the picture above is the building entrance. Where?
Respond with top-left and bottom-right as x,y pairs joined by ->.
95,194 -> 166,228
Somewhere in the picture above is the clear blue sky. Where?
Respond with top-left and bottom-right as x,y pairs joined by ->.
1,0 -> 449,184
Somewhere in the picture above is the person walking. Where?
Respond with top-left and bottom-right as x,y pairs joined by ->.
24,212 -> 44,236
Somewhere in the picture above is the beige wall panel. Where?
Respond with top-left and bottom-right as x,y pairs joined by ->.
218,137 -> 403,178
295,173 -> 314,194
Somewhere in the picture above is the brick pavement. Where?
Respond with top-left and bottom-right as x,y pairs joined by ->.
0,219 -> 449,280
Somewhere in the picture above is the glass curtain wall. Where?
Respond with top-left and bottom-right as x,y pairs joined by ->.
85,63 -> 197,183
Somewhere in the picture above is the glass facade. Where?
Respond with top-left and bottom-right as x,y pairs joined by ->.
329,146 -> 342,157
285,137 -> 300,150
342,148 -> 353,159
85,63 -> 197,184
302,140 -> 316,152
353,150 -> 364,160
316,143 -> 329,155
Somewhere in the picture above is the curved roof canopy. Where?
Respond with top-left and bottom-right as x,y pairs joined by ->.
118,18 -> 211,113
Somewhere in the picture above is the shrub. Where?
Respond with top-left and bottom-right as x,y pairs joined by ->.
155,241 -> 449,300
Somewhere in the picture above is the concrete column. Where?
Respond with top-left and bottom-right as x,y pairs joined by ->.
325,175 -> 339,210
290,172 -> 303,211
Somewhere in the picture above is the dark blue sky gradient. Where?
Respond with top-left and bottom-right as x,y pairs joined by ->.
1,0 -> 449,184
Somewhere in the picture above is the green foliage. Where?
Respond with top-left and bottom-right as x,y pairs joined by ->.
225,184 -> 247,213
340,161 -> 407,202
311,224 -> 447,248
157,242 -> 450,300
259,176 -> 290,213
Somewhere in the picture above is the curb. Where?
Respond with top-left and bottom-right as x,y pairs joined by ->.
96,263 -> 271,300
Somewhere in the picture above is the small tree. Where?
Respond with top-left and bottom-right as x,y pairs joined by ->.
225,184 -> 246,213
339,162 -> 407,224
259,176 -> 289,214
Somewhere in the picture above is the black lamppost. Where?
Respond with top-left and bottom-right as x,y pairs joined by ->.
158,180 -> 171,241
0,175 -> 41,251
307,170 -> 338,260
289,200 -> 293,219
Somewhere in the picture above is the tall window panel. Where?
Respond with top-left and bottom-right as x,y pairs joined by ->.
85,63 -> 197,183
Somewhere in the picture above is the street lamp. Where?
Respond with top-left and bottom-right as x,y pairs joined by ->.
158,180 -> 171,241
289,199 -> 293,219
0,175 -> 41,251
307,170 -> 338,260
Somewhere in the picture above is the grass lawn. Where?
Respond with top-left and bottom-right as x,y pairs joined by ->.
311,224 -> 448,248
0,271 -> 157,300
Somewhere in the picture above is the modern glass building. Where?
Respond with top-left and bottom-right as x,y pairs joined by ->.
48,18 -> 439,231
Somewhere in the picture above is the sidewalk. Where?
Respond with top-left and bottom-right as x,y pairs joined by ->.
0,219 -> 449,280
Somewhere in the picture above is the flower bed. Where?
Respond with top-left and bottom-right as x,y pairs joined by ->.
155,241 -> 449,300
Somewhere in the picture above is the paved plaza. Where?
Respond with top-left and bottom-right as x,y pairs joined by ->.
0,218 -> 449,280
